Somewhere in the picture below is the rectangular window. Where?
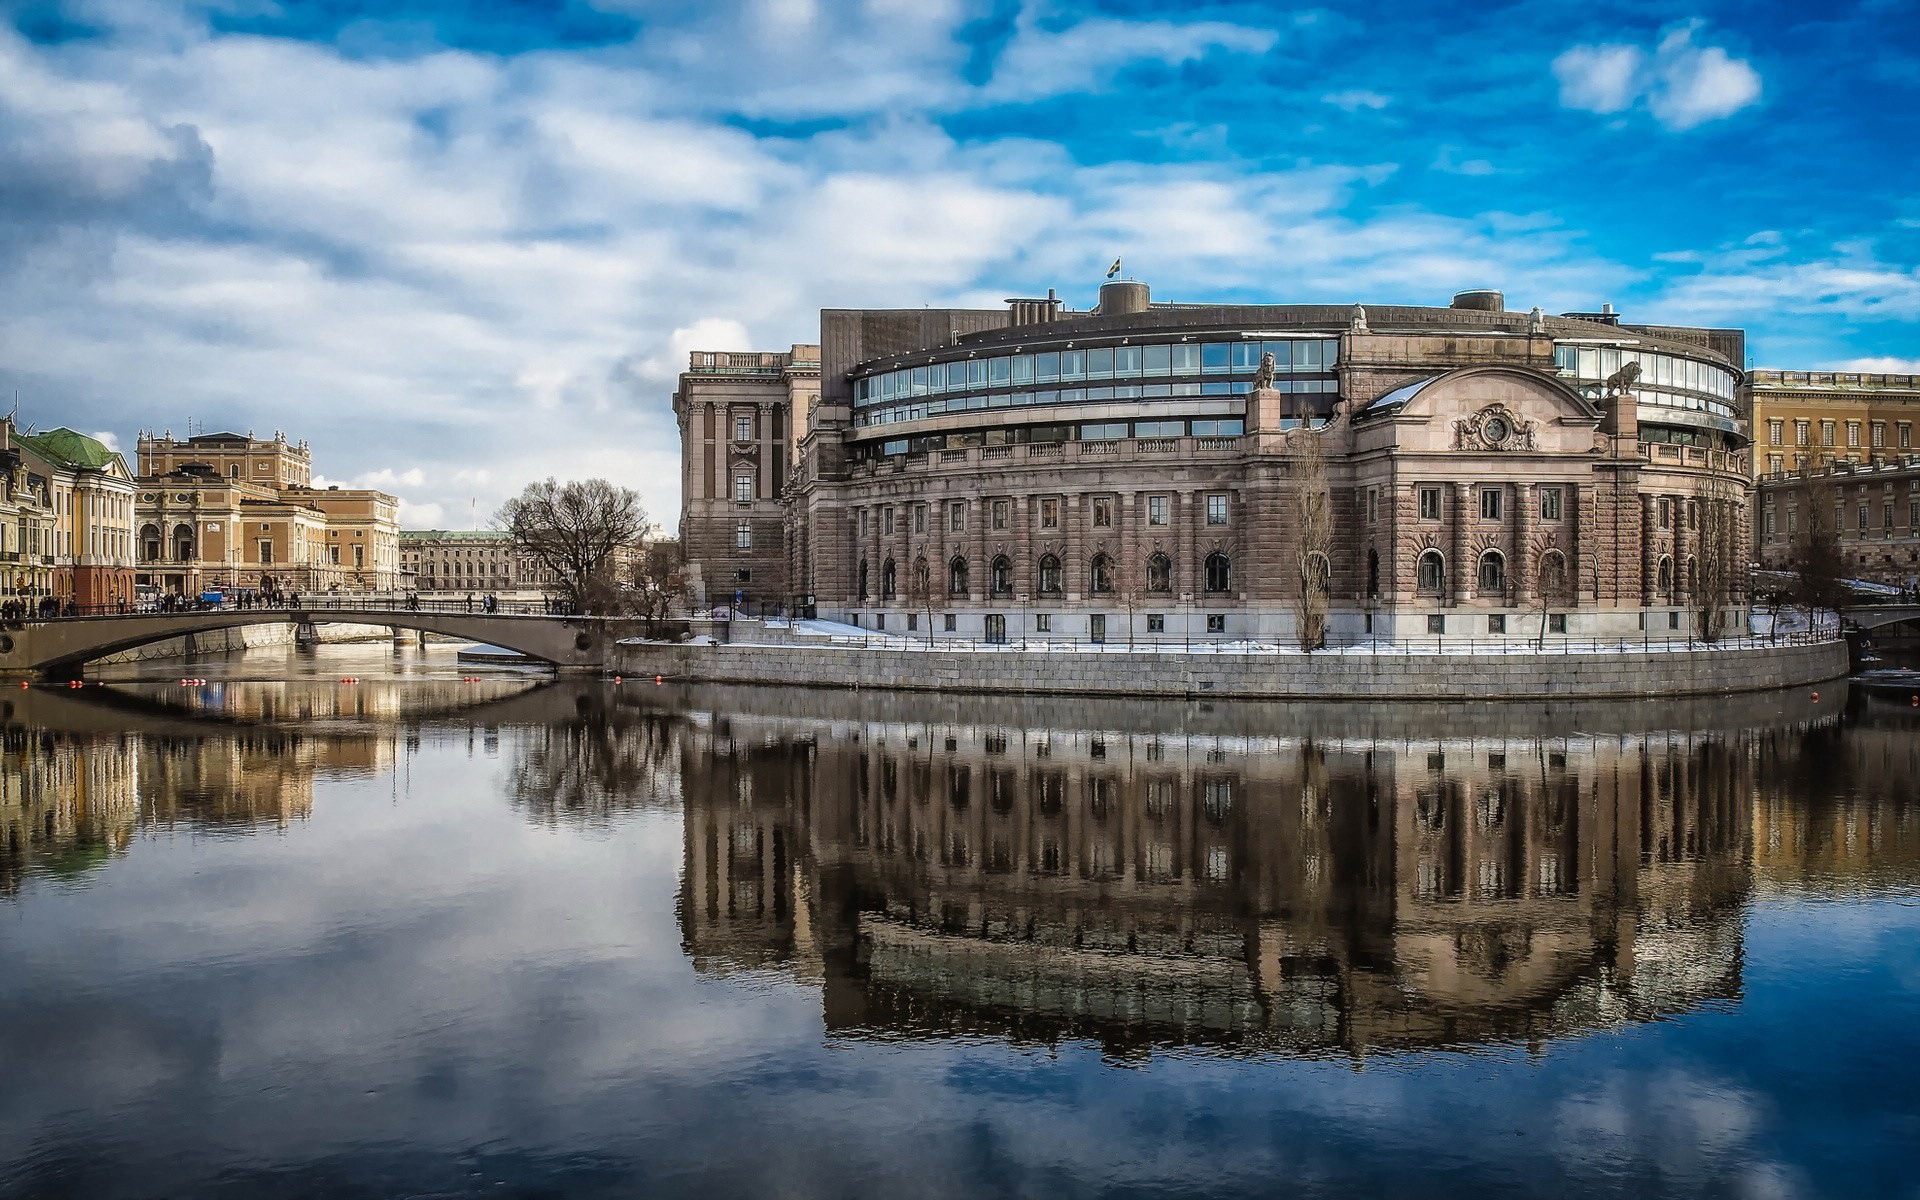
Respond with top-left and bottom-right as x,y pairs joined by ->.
1419,486 -> 1442,520
1147,614 -> 1165,633
258,539 -> 273,564
907,613 -> 918,631
1040,497 -> 1059,528
949,502 -> 965,532
1147,495 -> 1168,526
1488,614 -> 1506,634
734,473 -> 754,503
1367,489 -> 1379,523
1092,497 -> 1113,527
1090,614 -> 1107,643
1206,494 -> 1228,525
944,613 -> 956,632
1480,488 -> 1503,521
1901,423 -> 1912,450
1205,613 -> 1225,633
1872,422 -> 1886,449
1769,454 -> 1785,474
736,523 -> 752,549
1034,613 -> 1051,633
1764,511 -> 1776,539
914,506 -> 927,534
1539,487 -> 1564,521
1860,504 -> 1871,531
1885,502 -> 1895,529
991,500 -> 1008,530
733,414 -> 753,441
1911,500 -> 1919,529
1768,419 -> 1783,446
1549,613 -> 1567,634
1658,497 -> 1671,529
1669,611 -> 1681,630
1823,421 -> 1836,448
1427,614 -> 1445,635
883,508 -> 895,535
1848,421 -> 1862,449
1796,420 -> 1810,447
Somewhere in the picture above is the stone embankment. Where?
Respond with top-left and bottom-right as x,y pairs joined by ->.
612,638 -> 1846,701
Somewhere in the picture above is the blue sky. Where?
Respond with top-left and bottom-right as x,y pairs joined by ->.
3,0 -> 1917,527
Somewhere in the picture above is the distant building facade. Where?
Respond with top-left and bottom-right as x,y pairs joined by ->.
1756,457 -> 1920,587
1748,370 -> 1920,478
0,421 -> 137,608
679,286 -> 1755,642
673,346 -> 819,609
133,431 -> 399,595
400,529 -> 561,593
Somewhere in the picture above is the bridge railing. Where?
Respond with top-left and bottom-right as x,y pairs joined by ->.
7,593 -> 584,622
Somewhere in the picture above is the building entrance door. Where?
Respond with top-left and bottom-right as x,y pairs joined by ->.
984,613 -> 1007,644
1090,613 -> 1106,644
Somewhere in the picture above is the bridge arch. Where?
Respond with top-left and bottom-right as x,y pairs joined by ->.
1,609 -> 617,678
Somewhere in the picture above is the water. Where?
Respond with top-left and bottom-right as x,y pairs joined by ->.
4,644 -> 1919,1199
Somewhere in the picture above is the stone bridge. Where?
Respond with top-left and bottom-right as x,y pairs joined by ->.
1845,606 -> 1920,631
0,609 -> 623,677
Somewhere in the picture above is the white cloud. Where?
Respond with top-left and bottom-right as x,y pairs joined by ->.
1841,356 -> 1920,373
1647,24 -> 1763,130
1552,24 -> 1759,130
1322,90 -> 1390,112
1552,44 -> 1643,114
89,430 -> 122,451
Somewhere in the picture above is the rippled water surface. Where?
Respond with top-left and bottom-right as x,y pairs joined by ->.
4,644 -> 1919,1199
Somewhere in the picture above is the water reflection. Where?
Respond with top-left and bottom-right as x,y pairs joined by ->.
674,685 -> 1917,1057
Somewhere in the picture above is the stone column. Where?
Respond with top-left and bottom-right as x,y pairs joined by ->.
974,495 -> 989,603
1640,494 -> 1658,605
1016,494 -> 1033,599
1176,491 -> 1195,599
1514,483 -> 1534,602
1450,483 -> 1469,605
757,402 -> 775,500
1065,493 -> 1084,602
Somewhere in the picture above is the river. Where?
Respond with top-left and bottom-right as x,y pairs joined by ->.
3,643 -> 1917,1198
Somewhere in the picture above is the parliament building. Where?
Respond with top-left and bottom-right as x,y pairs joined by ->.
677,283 -> 1753,644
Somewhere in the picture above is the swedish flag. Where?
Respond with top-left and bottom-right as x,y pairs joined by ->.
1106,257 -> 1122,279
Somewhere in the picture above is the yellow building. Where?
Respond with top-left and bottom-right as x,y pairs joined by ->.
1747,369 -> 1920,478
0,425 -> 59,602
13,426 -> 138,609
133,432 -> 400,595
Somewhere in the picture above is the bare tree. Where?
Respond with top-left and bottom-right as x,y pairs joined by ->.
497,478 -> 646,614
1790,480 -> 1849,630
1289,422 -> 1333,651
908,554 -> 934,646
1531,539 -> 1574,649
625,536 -> 686,624
1692,474 -> 1741,643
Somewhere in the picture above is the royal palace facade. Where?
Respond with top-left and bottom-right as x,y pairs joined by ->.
679,284 -> 1754,643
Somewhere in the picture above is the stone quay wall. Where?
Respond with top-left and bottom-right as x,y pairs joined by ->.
613,638 -> 1847,701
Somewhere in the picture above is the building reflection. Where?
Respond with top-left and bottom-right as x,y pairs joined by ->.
0,727 -> 141,895
675,693 -> 1876,1057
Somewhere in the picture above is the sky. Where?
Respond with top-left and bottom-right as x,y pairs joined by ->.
3,0 -> 1918,530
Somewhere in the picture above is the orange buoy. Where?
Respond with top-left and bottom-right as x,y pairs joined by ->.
613,676 -> 622,683
1811,692 -> 1820,702
654,675 -> 663,684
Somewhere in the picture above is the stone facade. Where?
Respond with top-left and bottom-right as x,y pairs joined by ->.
400,529 -> 563,594
673,346 -> 818,610
684,286 -> 1756,643
7,423 -> 137,608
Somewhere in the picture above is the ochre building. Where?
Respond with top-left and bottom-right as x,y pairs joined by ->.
1748,369 -> 1920,478
680,285 -> 1754,643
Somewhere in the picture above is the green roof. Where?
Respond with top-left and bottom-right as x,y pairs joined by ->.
17,427 -> 124,471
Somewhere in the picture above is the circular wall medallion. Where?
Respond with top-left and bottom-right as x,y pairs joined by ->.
1483,416 -> 1511,445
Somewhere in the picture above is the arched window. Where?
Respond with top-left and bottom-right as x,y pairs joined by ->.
1477,550 -> 1506,596
1204,552 -> 1231,594
1657,556 -> 1674,595
1536,550 -> 1569,599
858,558 -> 869,599
1089,553 -> 1114,594
948,556 -> 969,597
990,555 -> 1013,596
172,522 -> 195,563
1417,549 -> 1445,593
1366,548 -> 1380,598
1037,554 -> 1062,596
140,523 -> 162,563
881,558 -> 896,600
1146,552 -> 1172,594
1304,551 -> 1330,593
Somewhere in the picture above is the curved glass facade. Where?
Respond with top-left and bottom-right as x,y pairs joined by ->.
854,337 -> 1340,430
1553,343 -> 1739,424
